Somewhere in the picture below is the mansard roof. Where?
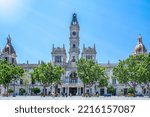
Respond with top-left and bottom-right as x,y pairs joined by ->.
51,44 -> 66,55
82,44 -> 96,54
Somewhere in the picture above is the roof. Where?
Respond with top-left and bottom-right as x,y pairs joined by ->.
133,34 -> 147,54
2,35 -> 16,55
82,46 -> 96,54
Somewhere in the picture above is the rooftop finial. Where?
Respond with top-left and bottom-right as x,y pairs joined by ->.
52,44 -> 54,49
71,13 -> 78,25
27,60 -> 29,64
94,44 -> 96,49
38,60 -> 41,64
138,34 -> 142,43
63,44 -> 65,49
83,44 -> 85,49
7,34 -> 11,44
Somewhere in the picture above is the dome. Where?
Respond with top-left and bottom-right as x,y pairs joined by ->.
134,34 -> 147,54
2,35 -> 16,55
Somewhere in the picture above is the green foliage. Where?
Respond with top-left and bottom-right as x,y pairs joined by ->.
113,54 -> 149,86
7,89 -> 13,93
31,61 -> 64,96
0,60 -> 12,89
98,78 -> 108,87
113,53 -> 150,97
20,72 -> 31,86
31,87 -> 40,95
112,60 -> 129,84
76,58 -> 108,94
19,88 -> 26,95
0,59 -> 24,95
107,86 -> 116,95
127,87 -> 134,94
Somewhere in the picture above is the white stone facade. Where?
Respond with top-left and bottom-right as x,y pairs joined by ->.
0,13 -> 148,96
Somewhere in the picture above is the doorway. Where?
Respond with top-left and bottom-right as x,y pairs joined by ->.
69,88 -> 77,96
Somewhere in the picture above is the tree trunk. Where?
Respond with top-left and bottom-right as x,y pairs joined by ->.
25,85 -> 27,96
13,81 -> 16,97
6,86 -> 8,97
83,84 -> 85,95
148,87 -> 150,98
43,85 -> 46,97
133,86 -> 136,97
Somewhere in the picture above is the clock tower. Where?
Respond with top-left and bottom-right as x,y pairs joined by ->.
69,13 -> 80,64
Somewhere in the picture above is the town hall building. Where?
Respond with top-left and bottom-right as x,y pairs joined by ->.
0,13 -> 148,96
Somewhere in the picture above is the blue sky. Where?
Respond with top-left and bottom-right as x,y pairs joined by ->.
0,0 -> 150,64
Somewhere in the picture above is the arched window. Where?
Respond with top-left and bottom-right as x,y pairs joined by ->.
69,72 -> 77,83
73,44 -> 76,48
72,56 -> 76,62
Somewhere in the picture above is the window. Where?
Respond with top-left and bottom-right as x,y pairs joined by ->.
70,72 -> 77,83
20,79 -> 23,85
55,56 -> 61,63
5,57 -> 8,62
72,56 -> 76,62
86,55 -> 93,60
6,47 -> 10,54
73,44 -> 76,48
12,58 -> 15,63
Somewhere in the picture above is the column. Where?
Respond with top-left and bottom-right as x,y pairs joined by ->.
67,87 -> 69,95
77,87 -> 79,96
104,87 -> 107,94
60,87 -> 63,93
65,87 -> 67,93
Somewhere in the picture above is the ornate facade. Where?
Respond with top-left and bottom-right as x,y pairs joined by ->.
0,13 -> 149,96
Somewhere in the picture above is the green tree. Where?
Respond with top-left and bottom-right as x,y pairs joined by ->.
31,61 -> 64,96
76,58 -> 108,94
0,60 -> 12,95
127,87 -> 134,94
107,85 -> 116,95
7,89 -> 13,94
31,87 -> 40,95
139,53 -> 150,97
20,71 -> 31,95
11,64 -> 24,97
19,88 -> 26,95
0,60 -> 24,96
113,54 -> 148,96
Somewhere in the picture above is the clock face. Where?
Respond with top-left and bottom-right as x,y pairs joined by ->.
72,31 -> 76,36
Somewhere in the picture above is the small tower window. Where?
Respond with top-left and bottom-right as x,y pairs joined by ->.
55,56 -> 62,63
72,56 -> 76,62
73,44 -> 76,48
6,46 -> 10,54
86,55 -> 93,60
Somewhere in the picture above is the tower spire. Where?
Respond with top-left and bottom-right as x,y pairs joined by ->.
71,13 -> 78,25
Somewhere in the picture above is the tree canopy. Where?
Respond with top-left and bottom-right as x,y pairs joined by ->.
31,61 -> 64,96
76,58 -> 108,94
113,53 -> 150,96
0,59 -> 24,95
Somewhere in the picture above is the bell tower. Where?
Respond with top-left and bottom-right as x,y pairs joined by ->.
69,13 -> 80,64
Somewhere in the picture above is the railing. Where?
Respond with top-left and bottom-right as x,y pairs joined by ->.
63,78 -> 82,84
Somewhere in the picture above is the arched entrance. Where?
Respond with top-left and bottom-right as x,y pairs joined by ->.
69,71 -> 78,96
